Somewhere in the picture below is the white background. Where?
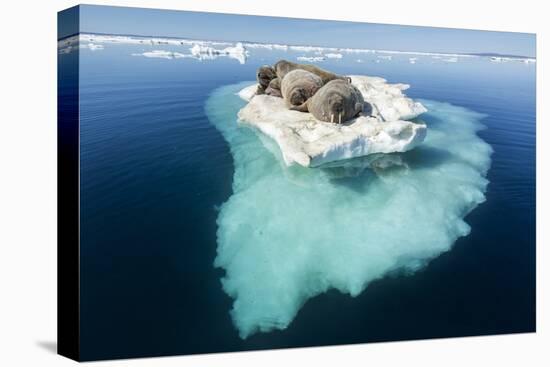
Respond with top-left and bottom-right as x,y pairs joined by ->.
0,0 -> 547,365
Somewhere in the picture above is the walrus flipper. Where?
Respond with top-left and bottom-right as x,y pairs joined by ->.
256,85 -> 266,95
355,102 -> 364,116
289,101 -> 309,113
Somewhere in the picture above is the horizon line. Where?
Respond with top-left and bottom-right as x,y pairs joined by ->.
59,31 -> 537,60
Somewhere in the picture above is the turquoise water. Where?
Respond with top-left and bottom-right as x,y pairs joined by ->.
72,38 -> 535,360
207,85 -> 492,338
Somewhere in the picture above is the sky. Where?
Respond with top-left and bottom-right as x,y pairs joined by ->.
62,4 -> 535,57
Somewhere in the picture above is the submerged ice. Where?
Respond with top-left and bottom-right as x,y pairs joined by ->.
206,83 -> 492,339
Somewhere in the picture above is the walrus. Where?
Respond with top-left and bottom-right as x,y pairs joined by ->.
290,79 -> 365,124
274,59 -> 350,85
281,69 -> 324,107
265,77 -> 282,97
256,65 -> 277,94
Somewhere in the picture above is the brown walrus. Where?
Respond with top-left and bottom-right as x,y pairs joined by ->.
274,59 -> 350,85
255,65 -> 277,94
290,79 -> 365,124
280,69 -> 323,107
265,77 -> 282,97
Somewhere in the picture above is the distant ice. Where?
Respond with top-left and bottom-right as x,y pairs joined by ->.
190,42 -> 249,64
297,56 -> 325,62
130,43 -> 249,63
291,45 -> 325,53
132,50 -> 190,59
77,43 -> 104,51
443,57 -> 458,63
206,83 -> 493,339
490,56 -> 536,64
245,42 -> 289,51
325,53 -> 343,59
59,34 -> 536,65
79,33 -> 231,47
60,41 -> 103,54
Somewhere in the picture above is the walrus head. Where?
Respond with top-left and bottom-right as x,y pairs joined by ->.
327,94 -> 346,123
289,88 -> 308,106
257,65 -> 277,89
310,80 -> 364,124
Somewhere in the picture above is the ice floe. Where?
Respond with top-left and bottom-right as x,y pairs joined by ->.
244,42 -> 289,51
190,42 -> 249,64
297,56 -> 325,62
132,50 -> 190,59
236,75 -> 427,167
131,44 -> 249,63
206,83 -> 493,339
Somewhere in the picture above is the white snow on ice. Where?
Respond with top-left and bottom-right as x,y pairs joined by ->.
236,75 -> 427,167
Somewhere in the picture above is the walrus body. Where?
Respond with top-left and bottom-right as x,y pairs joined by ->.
281,70 -> 324,107
255,60 -> 349,98
291,79 -> 365,124
265,77 -> 282,97
274,59 -> 349,85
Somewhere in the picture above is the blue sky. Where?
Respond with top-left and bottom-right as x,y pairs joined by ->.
68,4 -> 535,56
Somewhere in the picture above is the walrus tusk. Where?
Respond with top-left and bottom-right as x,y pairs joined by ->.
331,114 -> 334,123
339,113 -> 342,124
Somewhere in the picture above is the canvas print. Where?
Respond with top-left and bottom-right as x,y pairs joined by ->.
57,4 -> 536,361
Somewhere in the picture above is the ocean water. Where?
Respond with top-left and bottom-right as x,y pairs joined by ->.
70,38 -> 535,360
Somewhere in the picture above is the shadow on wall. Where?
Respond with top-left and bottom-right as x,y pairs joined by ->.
36,340 -> 57,354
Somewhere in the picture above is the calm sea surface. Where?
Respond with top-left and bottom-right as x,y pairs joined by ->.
68,38 -> 535,360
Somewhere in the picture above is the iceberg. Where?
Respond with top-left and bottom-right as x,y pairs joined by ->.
190,42 -> 249,64
205,83 -> 492,339
236,75 -> 427,167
